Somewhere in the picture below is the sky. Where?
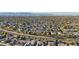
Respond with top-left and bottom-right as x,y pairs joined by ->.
0,12 -> 79,16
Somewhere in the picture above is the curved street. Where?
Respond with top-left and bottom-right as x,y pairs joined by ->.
0,28 -> 53,39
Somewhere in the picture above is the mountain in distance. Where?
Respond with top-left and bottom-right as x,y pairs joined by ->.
0,12 -> 79,16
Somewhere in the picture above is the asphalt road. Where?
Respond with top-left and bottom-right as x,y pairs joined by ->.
0,28 -> 53,39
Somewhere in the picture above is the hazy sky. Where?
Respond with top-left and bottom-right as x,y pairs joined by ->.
0,12 -> 79,16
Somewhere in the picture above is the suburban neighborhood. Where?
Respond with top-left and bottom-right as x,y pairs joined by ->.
0,15 -> 79,46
